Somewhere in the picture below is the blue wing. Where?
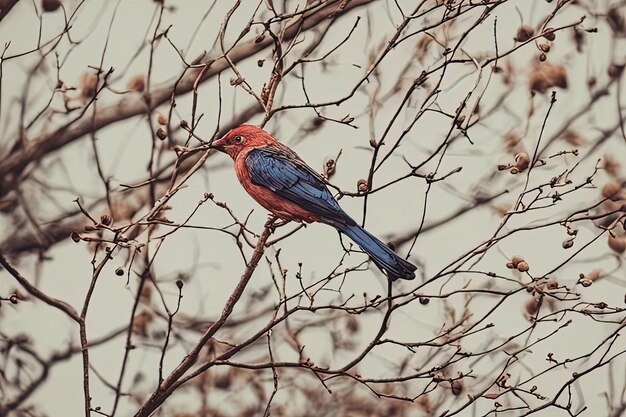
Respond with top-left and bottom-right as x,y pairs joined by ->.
245,146 -> 352,225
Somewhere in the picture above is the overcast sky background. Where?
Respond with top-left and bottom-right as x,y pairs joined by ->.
1,0 -> 625,415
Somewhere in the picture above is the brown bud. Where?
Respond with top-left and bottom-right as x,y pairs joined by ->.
156,128 -> 167,141
157,113 -> 168,126
586,269 -> 602,282
257,59 -> 264,67
80,73 -> 99,99
608,235 -> 626,253
538,43 -> 550,53
127,75 -> 145,92
511,256 -> 525,267
587,76 -> 597,88
70,231 -> 81,243
42,0 -> 61,12
562,238 -> 574,249
419,296 -> 430,305
230,76 -> 244,86
100,214 -> 112,226
506,262 -> 515,269
346,316 -> 359,334
525,297 -> 540,316
538,53 -> 547,62
514,152 -> 530,171
451,380 -> 464,396
324,159 -> 336,178
214,372 -> 233,389
608,8 -> 625,35
579,278 -> 592,287
517,261 -> 530,272
115,267 -> 124,276
176,280 -> 184,289
132,311 -> 153,337
546,278 -> 558,290
542,28 -> 556,41
357,179 -> 368,193
529,62 -> 568,93
515,25 -> 535,42
602,182 -> 622,201
9,294 -> 18,304
179,120 -> 189,129
608,64 -> 625,79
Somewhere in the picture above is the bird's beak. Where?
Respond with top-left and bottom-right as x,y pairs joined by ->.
210,137 -> 227,152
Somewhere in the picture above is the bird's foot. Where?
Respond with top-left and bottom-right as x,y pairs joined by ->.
273,219 -> 290,228
264,215 -> 279,232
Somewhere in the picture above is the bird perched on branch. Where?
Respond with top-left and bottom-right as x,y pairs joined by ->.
211,125 -> 416,281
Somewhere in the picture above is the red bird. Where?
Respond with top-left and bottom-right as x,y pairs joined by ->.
211,125 -> 416,280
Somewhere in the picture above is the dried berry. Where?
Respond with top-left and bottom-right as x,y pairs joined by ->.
542,28 -> 556,41
514,152 -> 530,172
517,261 -> 530,272
602,182 -> 622,201
451,380 -> 464,396
80,73 -> 99,99
214,372 -> 233,389
157,113 -> 168,126
511,256 -> 524,266
357,179 -> 368,193
529,62 -> 568,93
156,128 -> 167,141
42,0 -> 61,12
608,235 -> 626,253
525,297 -> 540,315
115,267 -> 124,276
607,8 -> 625,35
608,64 -> 625,79
346,316 -> 359,333
324,159 -> 336,179
515,25 -> 535,42
127,75 -> 145,92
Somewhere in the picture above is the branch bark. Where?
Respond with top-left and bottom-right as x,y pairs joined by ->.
134,222 -> 274,417
0,0 -> 374,196
0,0 -> 20,23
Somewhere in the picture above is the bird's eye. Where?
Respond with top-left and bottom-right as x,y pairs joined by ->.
233,135 -> 244,144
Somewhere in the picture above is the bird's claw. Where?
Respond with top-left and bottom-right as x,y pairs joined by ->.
265,216 -> 290,233
264,215 -> 278,232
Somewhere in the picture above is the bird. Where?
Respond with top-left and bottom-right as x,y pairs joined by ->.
211,125 -> 417,281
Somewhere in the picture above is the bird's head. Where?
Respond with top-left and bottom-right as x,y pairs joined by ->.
211,125 -> 276,159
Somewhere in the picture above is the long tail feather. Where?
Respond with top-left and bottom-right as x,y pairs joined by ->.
336,223 -> 416,280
